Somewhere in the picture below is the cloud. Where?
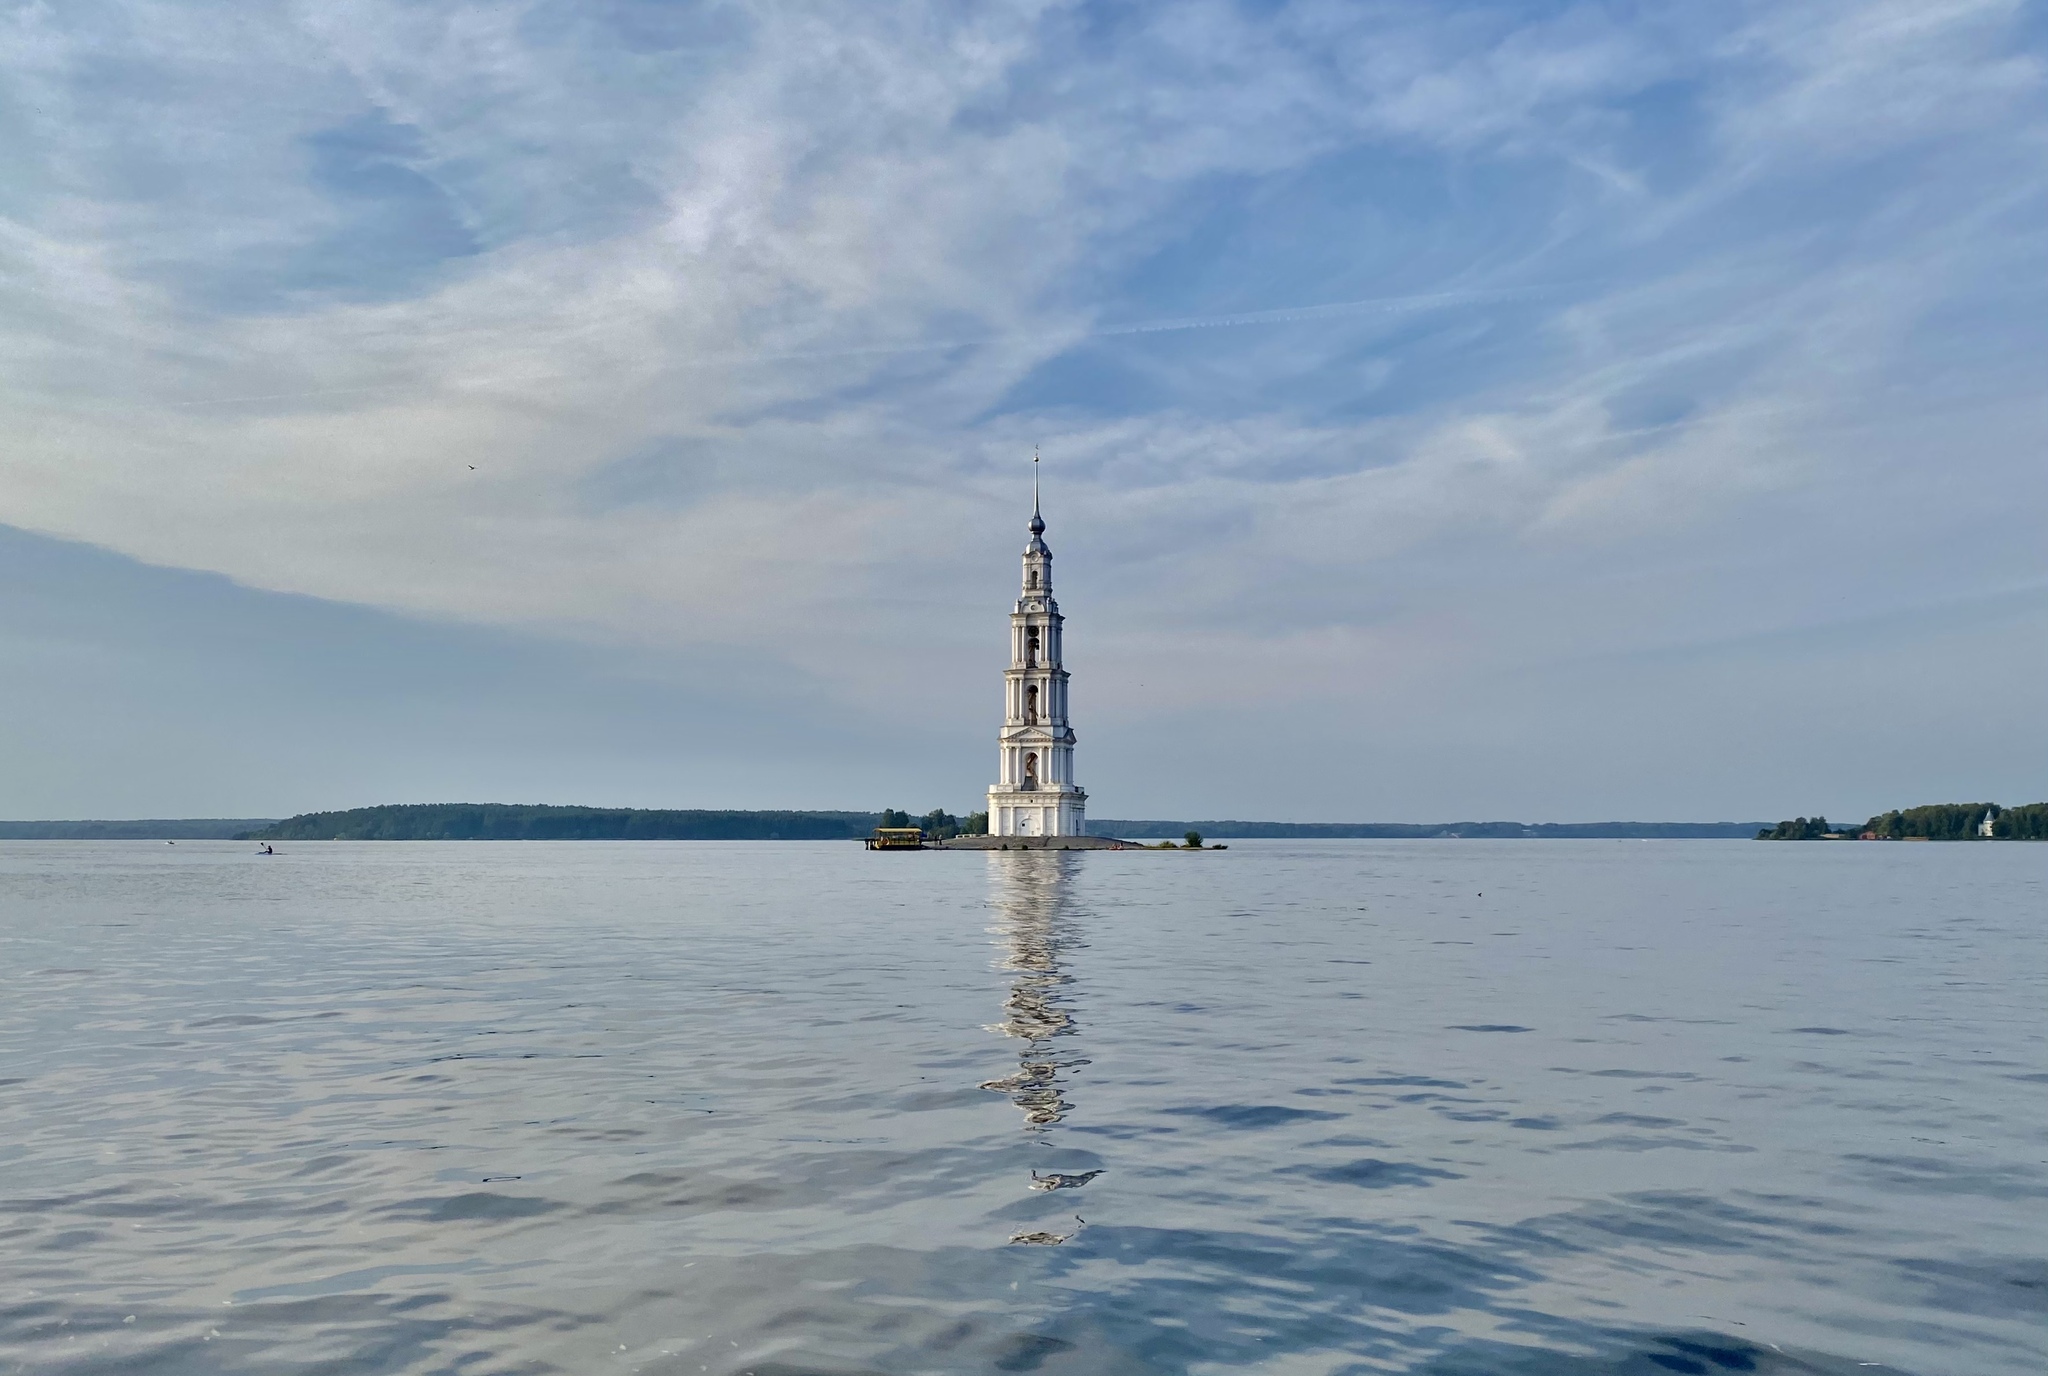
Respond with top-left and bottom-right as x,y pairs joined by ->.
3,0 -> 2047,816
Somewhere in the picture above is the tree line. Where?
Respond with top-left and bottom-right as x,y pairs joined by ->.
878,809 -> 990,839
1758,802 -> 2048,840
249,804 -> 887,841
246,803 -> 1002,842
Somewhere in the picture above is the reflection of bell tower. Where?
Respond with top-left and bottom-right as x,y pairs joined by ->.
988,460 -> 1085,838
979,852 -> 1086,1127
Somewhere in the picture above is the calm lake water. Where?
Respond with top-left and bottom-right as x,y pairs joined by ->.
0,840 -> 2042,1376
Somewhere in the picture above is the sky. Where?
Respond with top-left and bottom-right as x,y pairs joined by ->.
4,0 -> 2048,823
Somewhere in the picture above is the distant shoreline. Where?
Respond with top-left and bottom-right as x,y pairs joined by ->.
2,806 -> 1770,842
0,819 -> 279,840
1096,819 -> 1765,840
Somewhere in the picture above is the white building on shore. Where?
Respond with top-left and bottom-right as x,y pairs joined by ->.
987,485 -> 1086,837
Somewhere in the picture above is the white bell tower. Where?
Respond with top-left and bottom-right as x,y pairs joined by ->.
988,464 -> 1086,837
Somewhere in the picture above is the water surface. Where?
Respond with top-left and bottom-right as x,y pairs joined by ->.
0,840 -> 2042,1375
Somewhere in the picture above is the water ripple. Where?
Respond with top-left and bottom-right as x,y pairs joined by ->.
1,838 -> 2042,1374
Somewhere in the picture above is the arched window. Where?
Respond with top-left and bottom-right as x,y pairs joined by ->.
1028,569 -> 1039,589
1025,628 -> 1039,666
1025,684 -> 1039,723
1023,752 -> 1038,788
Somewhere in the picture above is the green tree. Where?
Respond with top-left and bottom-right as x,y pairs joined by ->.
1994,803 -> 2048,839
1758,816 -> 1831,840
1184,830 -> 1203,849
1861,804 -> 1997,840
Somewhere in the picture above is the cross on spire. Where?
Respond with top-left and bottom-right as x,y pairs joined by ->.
1029,449 -> 1046,537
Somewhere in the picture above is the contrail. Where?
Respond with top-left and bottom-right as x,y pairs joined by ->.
714,283 -> 1563,363
164,283 -> 1563,408
1088,284 -> 1559,337
171,383 -> 444,408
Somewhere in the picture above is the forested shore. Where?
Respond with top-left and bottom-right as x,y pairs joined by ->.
1758,803 -> 2048,840
246,804 -> 884,841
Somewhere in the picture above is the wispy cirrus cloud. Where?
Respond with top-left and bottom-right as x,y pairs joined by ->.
3,0 -> 2046,816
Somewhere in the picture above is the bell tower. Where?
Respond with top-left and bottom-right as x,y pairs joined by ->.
988,463 -> 1085,837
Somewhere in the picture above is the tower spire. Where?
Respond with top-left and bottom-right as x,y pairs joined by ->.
1029,449 -> 1045,538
